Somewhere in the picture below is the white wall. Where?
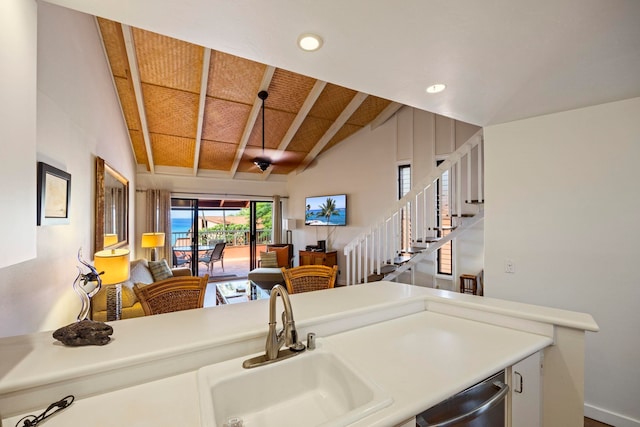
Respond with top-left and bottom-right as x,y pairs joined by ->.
0,3 -> 135,338
287,113 -> 397,284
484,97 -> 640,426
0,0 -> 37,268
287,107 -> 481,286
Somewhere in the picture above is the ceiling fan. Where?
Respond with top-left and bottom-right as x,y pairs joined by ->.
247,90 -> 302,173
253,90 -> 271,172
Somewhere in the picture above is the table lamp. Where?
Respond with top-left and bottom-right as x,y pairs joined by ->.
285,218 -> 296,244
141,232 -> 165,261
103,233 -> 118,247
94,248 -> 130,321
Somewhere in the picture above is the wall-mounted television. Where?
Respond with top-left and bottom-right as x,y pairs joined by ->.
305,194 -> 347,226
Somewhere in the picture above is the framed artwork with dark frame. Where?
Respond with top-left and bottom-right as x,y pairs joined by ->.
37,162 -> 71,226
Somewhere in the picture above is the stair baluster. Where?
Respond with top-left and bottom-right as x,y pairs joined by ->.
344,129 -> 484,285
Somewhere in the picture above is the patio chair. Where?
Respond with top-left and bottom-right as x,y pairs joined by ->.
281,265 -> 338,294
133,274 -> 208,316
198,242 -> 226,273
172,249 -> 191,268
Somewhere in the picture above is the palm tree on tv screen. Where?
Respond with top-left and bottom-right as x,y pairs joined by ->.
317,197 -> 339,225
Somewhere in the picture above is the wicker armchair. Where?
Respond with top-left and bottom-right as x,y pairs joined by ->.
133,274 -> 209,315
281,265 -> 338,294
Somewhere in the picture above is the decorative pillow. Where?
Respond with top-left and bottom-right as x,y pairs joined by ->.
269,246 -> 290,268
148,259 -> 173,281
260,251 -> 278,268
129,259 -> 154,284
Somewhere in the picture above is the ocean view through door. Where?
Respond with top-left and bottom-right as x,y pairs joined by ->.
170,198 -> 273,281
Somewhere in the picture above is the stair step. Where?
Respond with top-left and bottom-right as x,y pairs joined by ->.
393,255 -> 412,265
381,265 -> 397,273
433,226 -> 457,231
364,273 -> 384,283
457,213 -> 475,218
404,247 -> 425,254
415,237 -> 440,244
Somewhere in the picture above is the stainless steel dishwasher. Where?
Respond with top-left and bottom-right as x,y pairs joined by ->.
415,371 -> 508,426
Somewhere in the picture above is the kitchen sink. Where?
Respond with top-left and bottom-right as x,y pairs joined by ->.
197,344 -> 392,427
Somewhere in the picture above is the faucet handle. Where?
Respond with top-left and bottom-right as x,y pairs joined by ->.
307,332 -> 316,350
288,329 -> 306,352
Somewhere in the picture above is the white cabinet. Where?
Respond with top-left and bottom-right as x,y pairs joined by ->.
510,351 -> 543,427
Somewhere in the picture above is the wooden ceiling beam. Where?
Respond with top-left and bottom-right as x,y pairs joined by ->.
122,24 -> 155,173
295,92 -> 369,174
261,79 -> 327,180
229,66 -> 276,178
370,102 -> 403,130
192,48 -> 211,176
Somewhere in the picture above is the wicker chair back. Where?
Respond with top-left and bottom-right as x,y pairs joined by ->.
281,265 -> 338,294
134,274 -> 209,315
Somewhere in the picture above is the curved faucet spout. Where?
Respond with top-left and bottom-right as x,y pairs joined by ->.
266,285 -> 305,360
243,285 -> 306,368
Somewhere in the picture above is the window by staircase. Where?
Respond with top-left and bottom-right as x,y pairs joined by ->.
436,161 -> 452,275
398,164 -> 411,250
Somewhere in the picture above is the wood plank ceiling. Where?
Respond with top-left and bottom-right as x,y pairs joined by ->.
97,18 -> 401,179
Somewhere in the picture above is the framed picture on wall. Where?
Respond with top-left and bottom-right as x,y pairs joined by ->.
37,162 -> 71,225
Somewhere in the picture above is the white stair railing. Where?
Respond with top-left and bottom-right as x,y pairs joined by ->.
344,129 -> 484,285
383,209 -> 484,283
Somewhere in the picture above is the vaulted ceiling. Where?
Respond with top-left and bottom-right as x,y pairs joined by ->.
97,19 -> 398,179
44,0 -> 640,184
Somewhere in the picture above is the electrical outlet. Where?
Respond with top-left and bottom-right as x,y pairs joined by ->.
505,259 -> 515,274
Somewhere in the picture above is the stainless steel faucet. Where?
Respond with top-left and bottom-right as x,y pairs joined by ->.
266,284 -> 306,358
243,285 -> 305,369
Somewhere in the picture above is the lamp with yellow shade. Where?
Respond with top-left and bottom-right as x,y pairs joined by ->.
94,248 -> 130,321
103,233 -> 118,247
141,232 -> 165,261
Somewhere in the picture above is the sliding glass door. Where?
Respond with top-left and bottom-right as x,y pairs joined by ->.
170,198 -> 273,279
170,198 -> 198,275
249,201 -> 274,270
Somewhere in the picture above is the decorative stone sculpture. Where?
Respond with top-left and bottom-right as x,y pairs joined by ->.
74,248 -> 103,321
53,248 -> 113,346
53,320 -> 113,346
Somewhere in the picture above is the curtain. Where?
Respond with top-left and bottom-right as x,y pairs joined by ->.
105,188 -> 125,240
272,195 -> 282,243
146,189 -> 172,260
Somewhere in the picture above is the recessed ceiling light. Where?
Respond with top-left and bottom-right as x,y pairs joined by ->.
298,33 -> 323,52
426,84 -> 446,94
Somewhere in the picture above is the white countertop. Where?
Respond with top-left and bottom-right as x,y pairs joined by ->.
0,282 -> 597,426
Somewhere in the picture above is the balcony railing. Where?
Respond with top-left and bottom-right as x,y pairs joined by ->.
171,229 -> 272,247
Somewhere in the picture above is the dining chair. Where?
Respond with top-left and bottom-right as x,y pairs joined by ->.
281,265 -> 338,294
198,242 -> 226,272
133,274 -> 209,316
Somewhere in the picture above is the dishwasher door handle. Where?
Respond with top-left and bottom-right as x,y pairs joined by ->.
416,381 -> 509,427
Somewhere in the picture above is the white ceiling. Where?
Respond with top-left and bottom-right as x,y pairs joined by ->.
43,0 -> 640,126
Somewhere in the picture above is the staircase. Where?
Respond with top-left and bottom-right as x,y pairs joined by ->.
343,130 -> 484,286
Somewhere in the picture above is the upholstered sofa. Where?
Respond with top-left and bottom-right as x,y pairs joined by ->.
91,258 -> 191,321
247,244 -> 293,291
